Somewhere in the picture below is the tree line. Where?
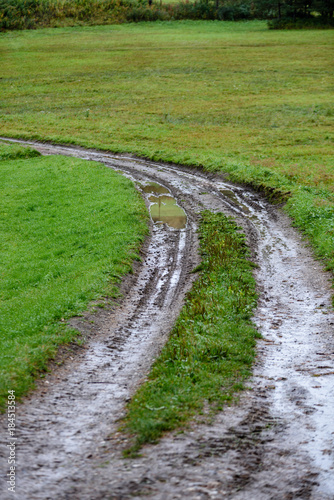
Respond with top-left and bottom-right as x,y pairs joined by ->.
0,0 -> 333,31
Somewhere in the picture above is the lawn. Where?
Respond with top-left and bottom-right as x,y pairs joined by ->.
0,141 -> 148,409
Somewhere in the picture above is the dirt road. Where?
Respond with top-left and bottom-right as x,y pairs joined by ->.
1,140 -> 334,499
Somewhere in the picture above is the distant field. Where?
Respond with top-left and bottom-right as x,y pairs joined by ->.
0,142 -> 147,409
0,21 -> 333,263
1,21 -> 332,185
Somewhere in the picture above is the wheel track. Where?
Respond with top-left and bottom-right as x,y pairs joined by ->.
0,138 -> 333,499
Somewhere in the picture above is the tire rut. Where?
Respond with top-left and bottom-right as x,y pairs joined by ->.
0,138 -> 333,500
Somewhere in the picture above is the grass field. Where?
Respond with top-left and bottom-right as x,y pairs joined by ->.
1,21 -> 333,274
1,21 -> 332,185
0,141 -> 148,410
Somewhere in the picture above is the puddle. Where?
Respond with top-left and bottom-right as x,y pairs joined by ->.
141,182 -> 187,230
141,182 -> 170,195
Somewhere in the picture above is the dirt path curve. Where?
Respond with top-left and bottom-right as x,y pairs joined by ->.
1,139 -> 334,500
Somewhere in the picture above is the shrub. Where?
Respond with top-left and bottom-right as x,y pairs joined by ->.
268,16 -> 334,29
0,0 -> 255,30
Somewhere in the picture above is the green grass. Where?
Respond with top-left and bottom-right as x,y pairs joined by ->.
122,211 -> 259,455
0,22 -> 332,184
0,21 -> 332,184
0,142 -> 148,410
0,141 -> 41,161
0,21 -> 333,275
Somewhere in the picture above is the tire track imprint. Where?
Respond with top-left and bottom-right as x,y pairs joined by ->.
0,139 -> 333,499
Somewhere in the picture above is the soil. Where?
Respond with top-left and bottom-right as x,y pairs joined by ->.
0,138 -> 333,500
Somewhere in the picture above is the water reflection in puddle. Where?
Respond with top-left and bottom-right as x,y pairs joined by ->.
141,182 -> 187,230
142,182 -> 170,196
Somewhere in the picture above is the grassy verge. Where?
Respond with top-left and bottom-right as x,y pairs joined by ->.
219,163 -> 334,275
0,141 -> 41,161
122,211 -> 259,455
0,141 -> 148,411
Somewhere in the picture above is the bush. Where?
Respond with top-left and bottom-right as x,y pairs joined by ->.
217,2 -> 252,20
0,0 -> 132,30
268,16 -> 334,29
171,1 -> 216,21
1,0 -> 333,30
0,0 -> 256,30
0,0 -> 40,30
125,5 -> 169,22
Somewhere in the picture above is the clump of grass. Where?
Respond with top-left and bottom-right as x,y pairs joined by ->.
0,146 -> 148,411
0,140 -> 41,161
122,211 -> 259,455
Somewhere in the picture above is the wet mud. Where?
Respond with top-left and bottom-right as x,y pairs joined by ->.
0,138 -> 333,500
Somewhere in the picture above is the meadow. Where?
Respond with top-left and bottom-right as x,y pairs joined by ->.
1,21 -> 333,273
0,21 -> 332,181
0,141 -> 148,409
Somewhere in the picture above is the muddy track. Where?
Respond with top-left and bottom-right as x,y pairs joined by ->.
1,139 -> 334,500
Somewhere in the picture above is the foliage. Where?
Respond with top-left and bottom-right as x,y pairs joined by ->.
254,0 -> 334,27
0,0 -> 131,30
0,0 -> 277,30
268,16 -> 334,28
0,0 -> 333,30
122,211 -> 259,454
0,142 -> 148,410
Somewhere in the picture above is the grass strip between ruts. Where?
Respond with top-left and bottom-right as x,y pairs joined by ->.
0,143 -> 148,411
122,211 -> 260,455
